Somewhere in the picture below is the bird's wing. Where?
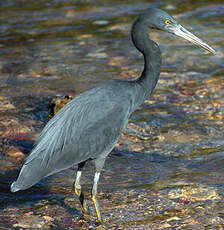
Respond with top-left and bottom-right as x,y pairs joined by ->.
25,84 -> 131,173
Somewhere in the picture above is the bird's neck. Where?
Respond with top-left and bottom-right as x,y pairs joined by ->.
131,20 -> 162,109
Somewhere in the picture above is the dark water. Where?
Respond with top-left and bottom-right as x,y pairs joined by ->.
0,0 -> 224,229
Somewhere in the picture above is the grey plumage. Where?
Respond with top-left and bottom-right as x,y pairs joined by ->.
11,82 -> 135,192
11,8 -> 215,223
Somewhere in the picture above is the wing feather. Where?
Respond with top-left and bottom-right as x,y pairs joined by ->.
26,84 -> 131,171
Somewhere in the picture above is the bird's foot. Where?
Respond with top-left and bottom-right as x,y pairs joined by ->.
81,199 -> 91,215
92,195 -> 103,224
73,186 -> 91,215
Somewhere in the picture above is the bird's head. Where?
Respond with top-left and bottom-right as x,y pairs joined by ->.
139,8 -> 215,54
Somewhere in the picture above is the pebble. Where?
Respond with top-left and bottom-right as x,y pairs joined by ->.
168,184 -> 220,201
42,215 -> 54,222
5,147 -> 25,161
166,216 -> 181,222
13,215 -> 46,229
93,20 -> 108,25
87,52 -> 108,58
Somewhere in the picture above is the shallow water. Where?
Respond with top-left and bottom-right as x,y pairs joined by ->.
0,0 -> 224,229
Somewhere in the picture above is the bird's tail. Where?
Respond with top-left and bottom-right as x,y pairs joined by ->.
11,158 -> 46,192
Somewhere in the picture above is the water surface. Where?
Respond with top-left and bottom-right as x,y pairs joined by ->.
0,0 -> 224,229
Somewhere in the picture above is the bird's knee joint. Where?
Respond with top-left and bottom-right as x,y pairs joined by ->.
74,184 -> 81,196
91,189 -> 97,198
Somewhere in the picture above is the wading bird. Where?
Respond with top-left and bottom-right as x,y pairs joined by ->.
11,8 -> 215,223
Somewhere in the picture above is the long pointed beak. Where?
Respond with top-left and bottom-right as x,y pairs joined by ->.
168,24 -> 216,54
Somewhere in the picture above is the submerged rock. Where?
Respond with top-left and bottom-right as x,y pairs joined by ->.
168,183 -> 220,202
48,95 -> 73,118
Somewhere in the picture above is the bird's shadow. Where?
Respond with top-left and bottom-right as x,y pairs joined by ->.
0,138 -> 83,221
0,140 -> 171,227
0,169 -> 85,228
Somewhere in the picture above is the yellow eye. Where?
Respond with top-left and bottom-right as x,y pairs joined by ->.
165,19 -> 171,25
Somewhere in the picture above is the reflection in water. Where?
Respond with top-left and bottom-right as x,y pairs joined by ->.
0,0 -> 224,229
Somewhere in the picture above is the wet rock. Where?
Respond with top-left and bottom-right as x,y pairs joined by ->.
107,56 -> 126,67
164,4 -> 176,10
22,211 -> 33,217
93,20 -> 108,25
107,23 -> 129,32
179,88 -> 195,96
0,157 -> 15,172
42,215 -> 54,223
12,214 -> 52,229
124,123 -> 151,141
29,63 -> 58,78
121,70 -> 138,79
49,95 -> 73,118
160,129 -> 203,143
156,134 -> 165,142
0,96 -> 15,111
168,184 -> 220,202
166,216 -> 181,222
0,116 -> 32,139
87,51 -> 108,59
5,146 -> 25,162
76,34 -> 93,40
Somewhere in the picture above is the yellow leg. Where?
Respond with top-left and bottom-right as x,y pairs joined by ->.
91,171 -> 103,224
74,169 -> 89,214
92,195 -> 103,223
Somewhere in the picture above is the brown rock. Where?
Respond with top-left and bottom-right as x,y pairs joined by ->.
6,147 -> 25,162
